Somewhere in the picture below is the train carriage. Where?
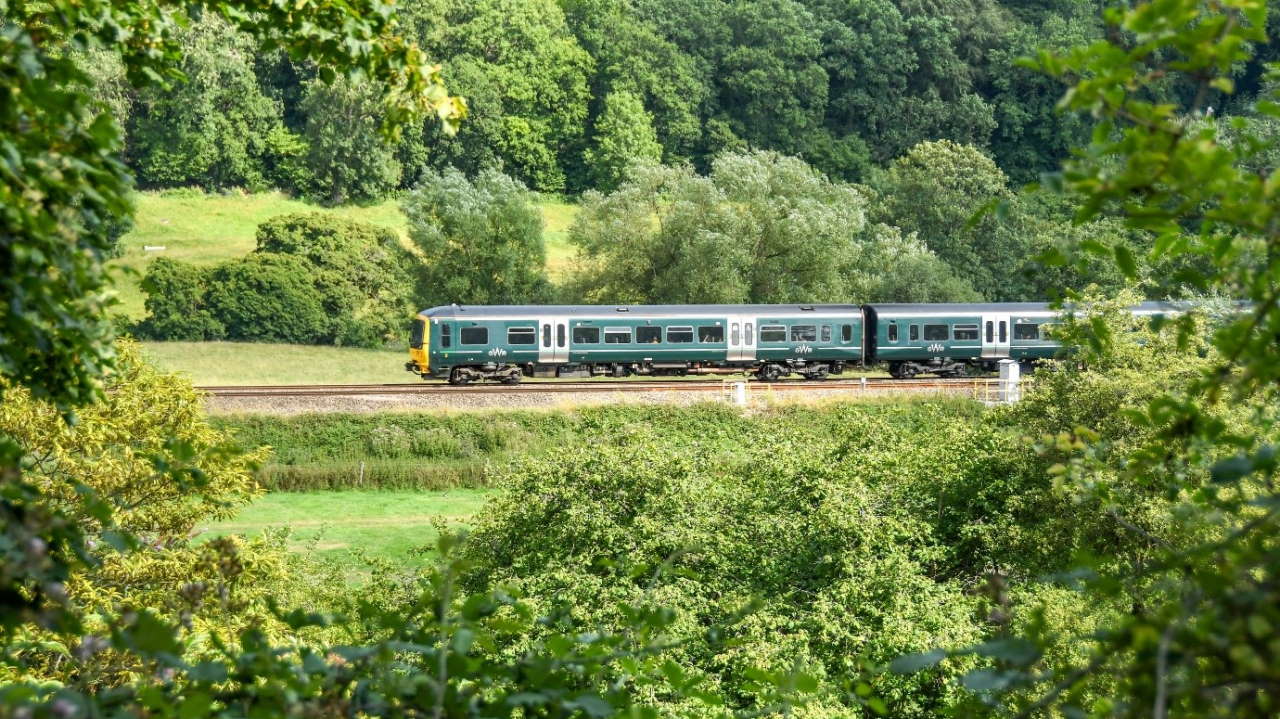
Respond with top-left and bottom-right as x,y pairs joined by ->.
865,303 -> 1064,378
407,304 -> 864,384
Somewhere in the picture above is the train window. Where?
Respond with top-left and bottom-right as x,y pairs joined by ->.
543,324 -> 551,347
985,321 -> 994,343
637,326 -> 662,343
790,325 -> 817,342
441,323 -> 452,348
888,323 -> 898,342
410,319 -> 425,349
460,326 -> 488,345
557,324 -> 565,347
1014,323 -> 1039,340
760,325 -> 786,342
573,326 -> 600,344
604,327 -> 631,344
821,325 -> 831,342
909,325 -> 919,341
954,324 -> 979,341
923,324 -> 948,341
841,324 -> 852,342
698,326 -> 724,343
508,327 -> 536,345
731,323 -> 740,345
999,321 -> 1007,343
667,326 -> 694,343
745,322 -> 754,344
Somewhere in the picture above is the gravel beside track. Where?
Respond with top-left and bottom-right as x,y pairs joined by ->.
201,378 -> 1003,414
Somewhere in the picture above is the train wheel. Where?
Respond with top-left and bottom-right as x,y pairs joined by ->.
502,368 -> 522,385
756,364 -> 782,382
448,368 -> 471,385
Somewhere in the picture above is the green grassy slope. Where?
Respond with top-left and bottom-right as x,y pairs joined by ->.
140,341 -> 412,385
200,488 -> 491,571
113,190 -> 577,319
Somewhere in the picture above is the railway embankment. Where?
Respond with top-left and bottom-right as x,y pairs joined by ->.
201,377 -> 1005,414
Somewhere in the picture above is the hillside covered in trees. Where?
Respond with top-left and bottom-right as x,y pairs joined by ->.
93,0 -> 1280,201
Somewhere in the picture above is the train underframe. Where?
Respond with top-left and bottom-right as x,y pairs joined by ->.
421,359 -> 850,384
416,358 -> 1031,384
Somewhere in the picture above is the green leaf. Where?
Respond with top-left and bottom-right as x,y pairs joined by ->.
972,638 -> 1039,666
1210,455 -> 1253,484
889,649 -> 946,674
565,694 -> 613,718
1113,244 -> 1138,279
178,691 -> 213,719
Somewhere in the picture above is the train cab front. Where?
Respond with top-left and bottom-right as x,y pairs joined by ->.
406,314 -> 430,377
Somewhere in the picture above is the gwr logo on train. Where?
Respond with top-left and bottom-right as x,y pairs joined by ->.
404,302 -> 1182,385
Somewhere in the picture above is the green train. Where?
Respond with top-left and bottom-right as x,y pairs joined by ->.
405,302 -> 1179,384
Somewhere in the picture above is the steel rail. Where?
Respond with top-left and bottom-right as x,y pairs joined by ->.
198,377 -> 998,398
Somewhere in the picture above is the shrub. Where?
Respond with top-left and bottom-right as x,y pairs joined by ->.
140,213 -> 417,347
138,257 -> 225,340
367,425 -> 413,457
205,253 -> 329,343
412,428 -> 472,459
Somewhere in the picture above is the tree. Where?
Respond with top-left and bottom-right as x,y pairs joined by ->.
716,0 -> 828,159
254,213 -> 417,345
299,77 -> 403,205
408,0 -> 593,192
566,150 -> 974,304
872,140 -> 1027,299
129,16 -> 285,190
403,168 -> 551,306
584,90 -> 663,193
139,214 -> 416,345
561,0 -> 708,168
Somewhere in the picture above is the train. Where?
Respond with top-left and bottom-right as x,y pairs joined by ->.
405,302 -> 1179,384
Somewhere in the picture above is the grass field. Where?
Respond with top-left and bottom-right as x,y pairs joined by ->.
141,341 -> 412,385
112,190 -> 578,319
201,489 -> 492,571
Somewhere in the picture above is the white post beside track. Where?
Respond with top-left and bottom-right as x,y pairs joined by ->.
997,359 -> 1021,403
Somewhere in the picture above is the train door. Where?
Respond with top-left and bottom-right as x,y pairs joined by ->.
538,316 -> 570,364
981,313 -> 1011,359
726,314 -> 756,363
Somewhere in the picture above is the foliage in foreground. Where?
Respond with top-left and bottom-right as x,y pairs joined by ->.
0,345 -> 812,715
885,1 -> 1280,714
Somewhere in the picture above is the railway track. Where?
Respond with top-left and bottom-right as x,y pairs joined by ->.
198,377 -> 998,398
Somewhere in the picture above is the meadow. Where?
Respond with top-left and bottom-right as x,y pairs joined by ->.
112,189 -> 578,319
140,341 -> 413,385
200,488 -> 491,571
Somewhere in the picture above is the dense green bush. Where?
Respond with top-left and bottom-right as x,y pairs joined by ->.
138,257 -> 225,340
204,253 -> 330,343
139,213 -> 417,346
460,401 -> 997,716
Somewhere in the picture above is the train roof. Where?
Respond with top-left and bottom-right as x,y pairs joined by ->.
418,304 -> 863,319
865,301 -> 1186,318
418,301 -> 1200,321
